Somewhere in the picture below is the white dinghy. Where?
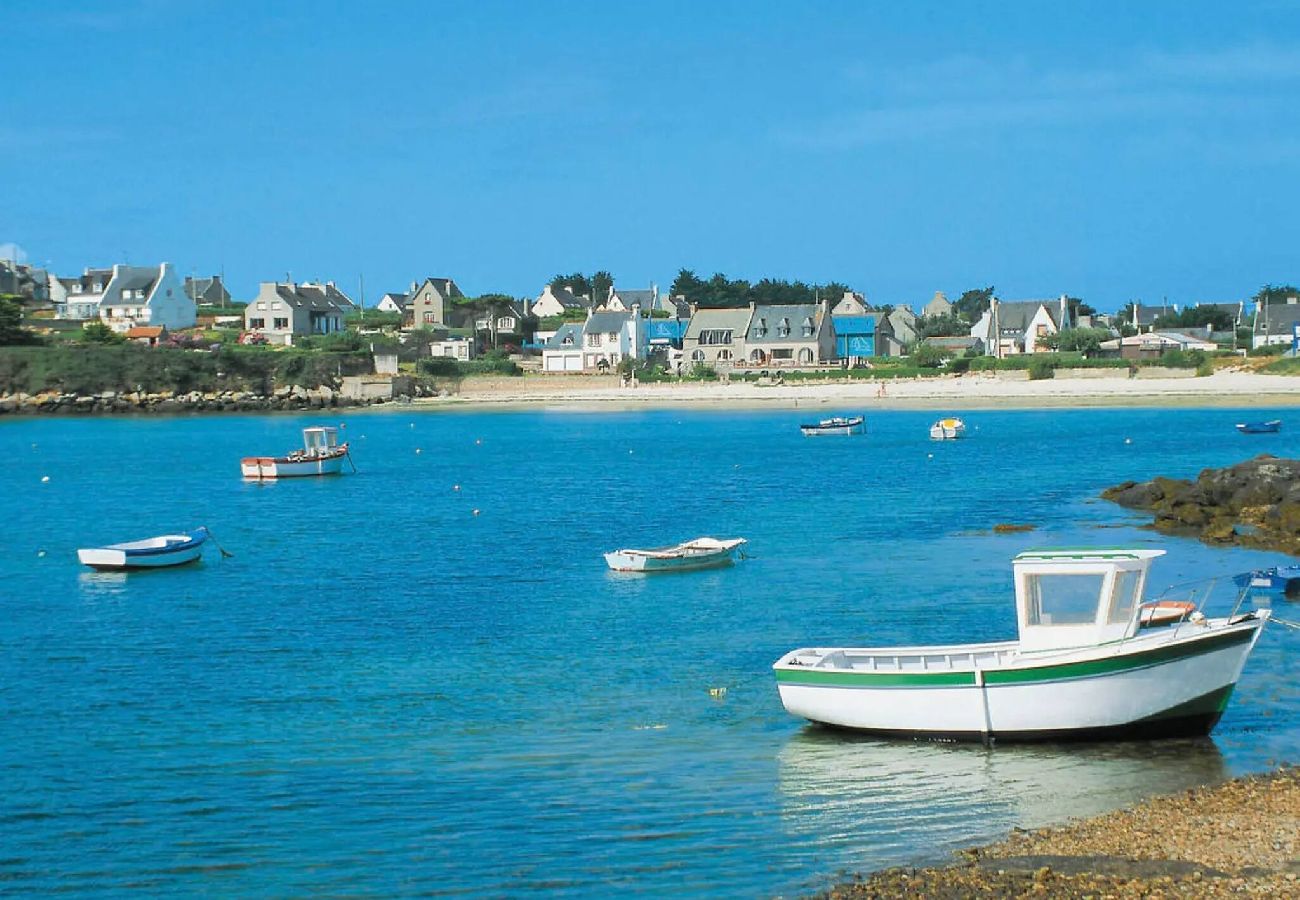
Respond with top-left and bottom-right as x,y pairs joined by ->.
604,537 -> 747,573
773,548 -> 1271,743
77,527 -> 210,570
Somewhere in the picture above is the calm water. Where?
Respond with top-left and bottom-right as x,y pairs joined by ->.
1,406 -> 1296,897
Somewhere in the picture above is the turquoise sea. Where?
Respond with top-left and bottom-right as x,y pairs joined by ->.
1,406 -> 1297,897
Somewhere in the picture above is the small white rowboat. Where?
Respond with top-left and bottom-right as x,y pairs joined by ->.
800,416 -> 864,437
930,417 -> 965,440
604,537 -> 747,573
774,548 -> 1271,743
77,527 -> 209,570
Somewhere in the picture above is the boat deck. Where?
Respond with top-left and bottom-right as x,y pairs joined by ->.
783,641 -> 1019,673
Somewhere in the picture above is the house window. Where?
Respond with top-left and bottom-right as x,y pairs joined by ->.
802,317 -> 814,337
772,348 -> 793,360
717,349 -> 732,361
562,335 -> 574,346
797,347 -> 813,364
249,317 -> 265,329
273,317 -> 289,329
586,333 -> 601,347
778,318 -> 790,337
699,329 -> 732,345
691,349 -> 705,362
423,311 -> 435,324
257,302 -> 267,310
756,318 -> 768,337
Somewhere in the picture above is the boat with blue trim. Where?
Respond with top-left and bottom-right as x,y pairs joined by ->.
1233,564 -> 1300,596
77,527 -> 210,570
773,548 -> 1271,743
1236,420 -> 1281,434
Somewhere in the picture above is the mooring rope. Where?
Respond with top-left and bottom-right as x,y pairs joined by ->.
203,526 -> 235,559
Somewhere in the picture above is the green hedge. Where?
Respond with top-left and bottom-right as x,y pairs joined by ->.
0,345 -> 372,395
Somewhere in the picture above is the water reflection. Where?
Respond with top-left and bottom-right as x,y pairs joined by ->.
76,570 -> 129,596
777,728 -> 1226,874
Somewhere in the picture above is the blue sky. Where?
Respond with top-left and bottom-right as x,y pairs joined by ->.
6,0 -> 1300,311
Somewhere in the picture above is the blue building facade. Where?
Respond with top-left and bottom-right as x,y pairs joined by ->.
833,315 -> 879,361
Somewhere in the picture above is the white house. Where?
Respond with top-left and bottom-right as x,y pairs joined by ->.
98,263 -> 197,333
531,284 -> 587,318
607,285 -> 656,312
971,296 -> 1071,357
431,338 -> 474,360
51,267 -> 114,320
831,291 -> 870,316
376,291 -> 409,314
540,322 -> 585,372
541,309 -> 648,373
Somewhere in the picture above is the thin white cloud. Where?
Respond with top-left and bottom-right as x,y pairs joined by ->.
787,42 -> 1300,149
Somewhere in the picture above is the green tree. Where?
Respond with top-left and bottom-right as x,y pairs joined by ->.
590,271 -> 613,305
80,320 -> 124,344
1040,326 -> 1111,355
550,272 -> 592,300
911,342 -> 951,368
918,312 -> 966,338
670,268 -> 706,302
0,295 -> 40,346
1066,296 -> 1096,321
953,286 -> 994,323
1253,284 -> 1300,306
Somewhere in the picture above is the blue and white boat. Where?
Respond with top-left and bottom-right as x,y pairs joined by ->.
1232,564 -> 1300,595
1236,420 -> 1281,434
77,527 -> 210,571
800,415 -> 864,436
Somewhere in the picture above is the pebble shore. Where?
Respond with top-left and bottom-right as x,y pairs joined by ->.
816,766 -> 1298,898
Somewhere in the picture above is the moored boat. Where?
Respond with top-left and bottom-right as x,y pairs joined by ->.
930,417 -> 966,440
1233,564 -> 1300,596
1236,420 -> 1281,434
773,548 -> 1271,743
77,527 -> 209,570
241,426 -> 352,479
604,537 -> 747,572
800,416 -> 864,436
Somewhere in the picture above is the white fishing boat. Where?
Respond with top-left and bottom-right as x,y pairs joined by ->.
77,527 -> 209,570
930,417 -> 965,439
800,416 -> 864,436
604,537 -> 747,573
773,548 -> 1271,743
241,426 -> 352,479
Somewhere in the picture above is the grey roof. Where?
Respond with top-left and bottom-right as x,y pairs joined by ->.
274,284 -> 350,313
114,270 -> 159,294
747,304 -> 821,343
585,310 -> 632,334
547,286 -> 586,309
994,300 -> 1060,334
1132,303 -> 1173,326
683,306 -> 753,340
1256,301 -> 1300,334
420,277 -> 462,299
612,288 -> 654,307
542,322 -> 584,349
379,291 -> 410,310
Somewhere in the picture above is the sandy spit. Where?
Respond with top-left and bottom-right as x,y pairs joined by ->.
414,371 -> 1300,413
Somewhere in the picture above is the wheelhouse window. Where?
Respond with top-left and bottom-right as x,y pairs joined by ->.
1107,569 -> 1141,624
1024,573 -> 1104,626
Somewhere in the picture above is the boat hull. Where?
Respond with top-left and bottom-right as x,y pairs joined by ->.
76,530 -> 208,571
241,451 -> 347,479
603,548 -> 739,572
774,618 -> 1266,743
800,417 -> 864,436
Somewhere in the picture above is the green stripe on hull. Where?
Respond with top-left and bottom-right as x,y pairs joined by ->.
776,627 -> 1255,689
774,668 -> 976,687
984,627 -> 1253,685
1136,684 -> 1236,722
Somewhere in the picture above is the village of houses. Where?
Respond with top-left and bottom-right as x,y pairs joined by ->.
3,258 -> 1297,380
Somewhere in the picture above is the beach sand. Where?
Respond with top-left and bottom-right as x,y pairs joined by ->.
421,370 -> 1300,412
816,766 -> 1298,898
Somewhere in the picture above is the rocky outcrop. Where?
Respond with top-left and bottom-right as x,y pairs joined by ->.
1102,454 -> 1300,555
0,381 -> 437,416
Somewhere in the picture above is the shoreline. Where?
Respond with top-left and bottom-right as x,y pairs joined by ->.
3,370 -> 1300,417
822,765 -> 1298,898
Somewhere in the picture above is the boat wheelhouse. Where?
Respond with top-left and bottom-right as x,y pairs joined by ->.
241,426 -> 352,479
774,548 -> 1270,743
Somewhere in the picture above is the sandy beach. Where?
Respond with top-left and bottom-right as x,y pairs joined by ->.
424,370 -> 1300,411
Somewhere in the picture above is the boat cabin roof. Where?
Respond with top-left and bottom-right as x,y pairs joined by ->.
303,426 -> 338,435
1014,547 -> 1164,564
